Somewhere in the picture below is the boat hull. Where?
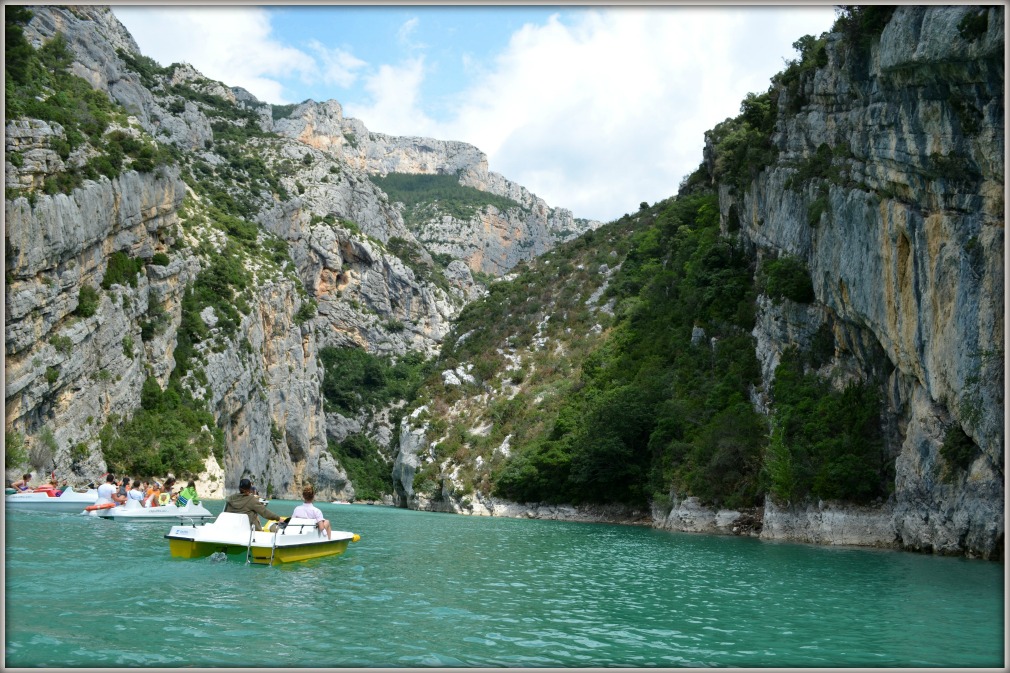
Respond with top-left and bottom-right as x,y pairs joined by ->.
167,536 -> 351,563
165,512 -> 359,565
6,489 -> 98,513
90,501 -> 215,523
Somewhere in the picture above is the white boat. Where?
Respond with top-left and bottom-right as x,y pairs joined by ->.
5,487 -> 98,513
166,512 -> 360,565
83,497 -> 215,523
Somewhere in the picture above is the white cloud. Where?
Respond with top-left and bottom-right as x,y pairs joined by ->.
306,40 -> 367,89
432,7 -> 837,221
112,7 -> 316,104
397,17 -> 425,50
344,57 -> 437,138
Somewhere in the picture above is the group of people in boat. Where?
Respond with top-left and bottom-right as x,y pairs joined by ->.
95,473 -> 201,507
10,473 -> 76,494
13,470 -> 333,538
9,472 -> 201,507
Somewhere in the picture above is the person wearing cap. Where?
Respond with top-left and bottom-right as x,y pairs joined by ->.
224,477 -> 284,530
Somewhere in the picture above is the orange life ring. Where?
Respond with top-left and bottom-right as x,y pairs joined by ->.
85,502 -> 116,511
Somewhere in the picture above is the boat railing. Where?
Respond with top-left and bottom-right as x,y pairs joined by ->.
269,528 -> 279,566
245,523 -> 256,565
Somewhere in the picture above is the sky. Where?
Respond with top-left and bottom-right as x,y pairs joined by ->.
112,4 -> 839,223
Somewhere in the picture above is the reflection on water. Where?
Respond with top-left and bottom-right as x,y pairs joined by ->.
4,502 -> 1004,667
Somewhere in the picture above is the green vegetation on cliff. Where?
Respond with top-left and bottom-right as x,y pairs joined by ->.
370,172 -> 525,227
491,185 -> 764,507
5,12 -> 175,197
328,434 -> 393,501
406,144 -> 889,509
319,347 -> 432,415
99,377 -> 224,477
765,348 -> 890,504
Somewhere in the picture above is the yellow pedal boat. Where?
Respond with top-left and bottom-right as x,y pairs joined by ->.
165,512 -> 360,565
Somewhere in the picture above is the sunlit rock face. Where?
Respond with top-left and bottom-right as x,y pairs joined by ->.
271,99 -> 601,276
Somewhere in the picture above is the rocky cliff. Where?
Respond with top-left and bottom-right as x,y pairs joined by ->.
273,99 -> 599,276
388,6 -> 1003,560
699,5 -> 1004,557
4,5 -> 587,499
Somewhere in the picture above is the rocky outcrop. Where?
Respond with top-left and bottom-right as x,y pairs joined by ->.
655,498 -> 763,538
390,406 -> 428,507
759,499 -> 898,548
196,277 -> 353,500
271,99 -> 600,275
712,5 -> 1004,557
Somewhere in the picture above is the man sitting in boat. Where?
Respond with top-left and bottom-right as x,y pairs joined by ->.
145,481 -> 170,507
11,474 -> 32,492
292,484 -> 332,540
97,474 -> 126,505
224,477 -> 285,530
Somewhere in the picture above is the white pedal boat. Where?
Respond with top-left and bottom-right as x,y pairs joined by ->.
166,512 -> 360,565
6,487 -> 98,513
83,497 -> 215,523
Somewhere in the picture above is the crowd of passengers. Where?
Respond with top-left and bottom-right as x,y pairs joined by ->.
10,472 -> 201,507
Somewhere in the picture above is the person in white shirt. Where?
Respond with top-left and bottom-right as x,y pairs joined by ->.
96,474 -> 123,504
291,484 -> 332,540
127,480 -> 146,505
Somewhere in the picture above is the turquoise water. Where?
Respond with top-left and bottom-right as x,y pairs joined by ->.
4,501 -> 1004,667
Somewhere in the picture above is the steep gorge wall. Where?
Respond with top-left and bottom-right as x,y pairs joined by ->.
703,6 -> 1004,557
3,143 -> 201,473
3,7 -> 424,498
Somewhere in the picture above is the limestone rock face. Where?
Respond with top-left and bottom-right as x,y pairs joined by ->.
390,406 -> 429,507
197,279 -> 353,501
7,6 -> 587,501
4,166 -> 188,478
716,5 -> 1004,557
272,99 -> 601,276
5,120 -> 69,190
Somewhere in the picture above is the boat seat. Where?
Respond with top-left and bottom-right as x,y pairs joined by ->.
276,517 -> 322,535
215,511 -> 256,532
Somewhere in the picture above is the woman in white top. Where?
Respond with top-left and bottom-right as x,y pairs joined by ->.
291,484 -> 332,540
